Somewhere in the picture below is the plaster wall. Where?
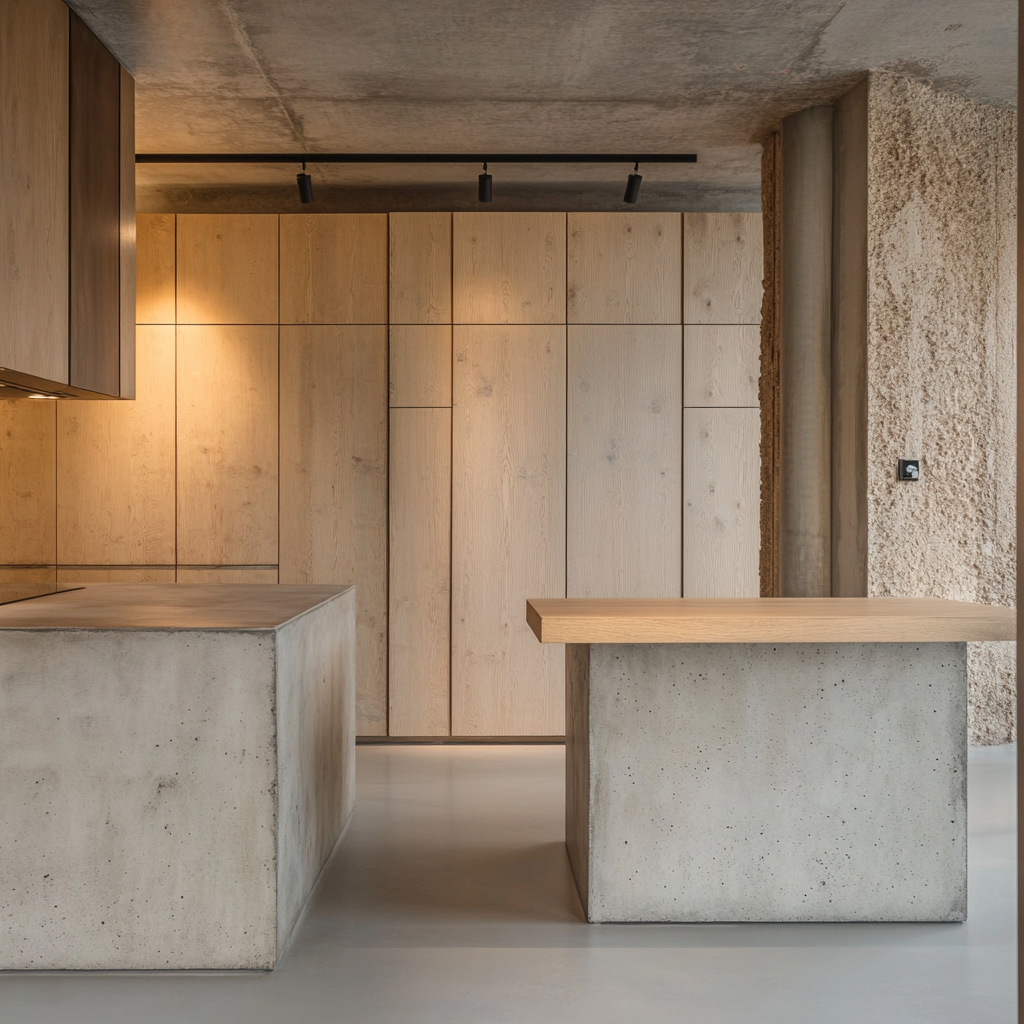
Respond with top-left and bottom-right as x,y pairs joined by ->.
866,73 -> 1017,745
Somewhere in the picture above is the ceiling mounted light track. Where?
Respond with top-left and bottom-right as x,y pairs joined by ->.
136,152 -> 697,164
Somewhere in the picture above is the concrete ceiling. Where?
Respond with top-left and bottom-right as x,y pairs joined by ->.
69,0 -> 1017,212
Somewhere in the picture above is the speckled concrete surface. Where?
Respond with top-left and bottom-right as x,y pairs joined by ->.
584,642 -> 967,922
866,73 -> 1017,745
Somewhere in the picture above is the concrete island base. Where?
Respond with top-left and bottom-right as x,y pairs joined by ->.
566,641 -> 967,923
0,584 -> 356,970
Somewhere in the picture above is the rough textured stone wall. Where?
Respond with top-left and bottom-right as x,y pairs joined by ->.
866,73 -> 1017,744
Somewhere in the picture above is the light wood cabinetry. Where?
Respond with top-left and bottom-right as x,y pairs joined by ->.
0,402 -> 56,565
453,213 -> 566,324
683,407 -> 760,598
684,325 -> 761,407
136,214 -> 176,324
389,213 -> 452,324
0,0 -> 69,386
567,213 -> 681,324
452,325 -> 566,736
176,325 -> 279,565
389,408 -> 451,736
279,325 -> 388,736
57,326 -> 176,566
176,568 -> 278,584
0,567 -> 57,586
390,326 -> 452,407
567,325 -> 682,599
683,212 -> 764,325
57,567 -> 176,583
280,214 -> 387,325
176,215 -> 279,325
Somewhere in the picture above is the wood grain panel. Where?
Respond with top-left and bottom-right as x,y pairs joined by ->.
528,597 -> 1016,644
389,408 -> 451,736
0,401 -> 56,565
567,325 -> 682,598
0,0 -> 69,384
176,325 -> 278,565
453,213 -> 566,325
390,325 -> 452,407
176,215 -> 279,324
69,11 -> 121,397
57,325 -> 175,565
119,64 -> 136,399
280,214 -> 387,324
390,213 -> 452,324
567,213 -> 681,324
683,213 -> 764,325
452,325 -> 566,736
683,325 -> 761,407
279,325 -> 388,736
176,568 -> 278,584
683,408 -> 760,598
57,567 -> 175,583
0,567 -> 56,586
136,214 -> 176,324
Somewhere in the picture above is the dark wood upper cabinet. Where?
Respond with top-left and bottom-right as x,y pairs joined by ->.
0,0 -> 134,400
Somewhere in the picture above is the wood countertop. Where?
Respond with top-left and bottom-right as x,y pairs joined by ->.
526,597 -> 1016,644
0,584 -> 352,630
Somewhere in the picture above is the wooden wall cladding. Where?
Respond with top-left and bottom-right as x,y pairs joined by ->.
683,325 -> 761,407
57,325 -> 175,566
683,407 -> 761,598
0,567 -> 57,586
136,214 -> 176,324
57,567 -> 176,583
280,214 -> 388,325
0,402 -> 56,565
567,213 -> 681,324
567,325 -> 683,599
176,568 -> 278,584
0,0 -> 69,385
176,325 -> 279,565
176,215 -> 279,325
451,325 -> 566,736
453,213 -> 566,325
68,11 -> 121,397
389,408 -> 451,736
390,325 -> 452,407
683,212 -> 764,325
279,325 -> 388,736
119,65 -> 136,399
389,213 -> 452,324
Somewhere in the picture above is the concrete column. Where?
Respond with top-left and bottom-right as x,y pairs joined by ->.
779,105 -> 833,597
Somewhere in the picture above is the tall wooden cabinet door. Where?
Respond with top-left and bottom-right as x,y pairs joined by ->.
279,325 -> 388,736
452,325 -> 566,736
176,325 -> 279,566
389,213 -> 452,324
389,408 -> 451,736
0,402 -> 56,565
0,0 -> 69,384
280,214 -> 387,325
136,214 -> 177,324
453,214 -> 566,325
57,325 -> 176,566
567,213 -> 681,324
176,215 -> 279,325
683,213 -> 764,325
683,408 -> 761,597
567,325 -> 682,598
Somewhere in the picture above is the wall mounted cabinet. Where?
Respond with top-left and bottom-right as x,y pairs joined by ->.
0,0 -> 135,400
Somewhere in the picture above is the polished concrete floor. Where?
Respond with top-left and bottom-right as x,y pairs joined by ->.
3,743 -> 1017,1023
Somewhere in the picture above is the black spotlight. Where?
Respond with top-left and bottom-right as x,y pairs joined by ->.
623,162 -> 642,204
478,162 -> 492,203
297,162 -> 313,204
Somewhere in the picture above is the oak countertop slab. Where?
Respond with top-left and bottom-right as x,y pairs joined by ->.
0,583 -> 352,630
526,597 -> 1016,644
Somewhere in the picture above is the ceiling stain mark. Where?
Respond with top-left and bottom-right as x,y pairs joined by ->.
789,2 -> 847,73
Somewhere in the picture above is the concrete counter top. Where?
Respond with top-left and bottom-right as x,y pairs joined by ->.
0,583 -> 350,630
527,596 -> 1015,644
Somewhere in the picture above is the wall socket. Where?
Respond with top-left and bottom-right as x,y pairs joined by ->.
898,459 -> 921,481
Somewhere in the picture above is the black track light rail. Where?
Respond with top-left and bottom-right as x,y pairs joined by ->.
135,152 -> 697,164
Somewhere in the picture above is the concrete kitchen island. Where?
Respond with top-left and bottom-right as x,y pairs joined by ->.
0,584 -> 356,970
527,598 -> 1015,924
